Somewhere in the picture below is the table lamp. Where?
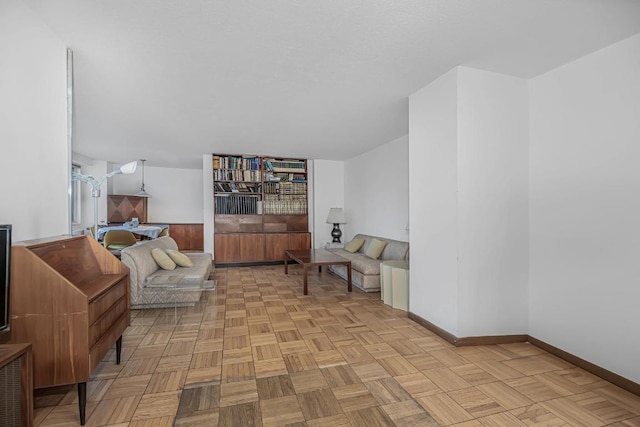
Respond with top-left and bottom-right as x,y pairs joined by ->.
326,208 -> 346,243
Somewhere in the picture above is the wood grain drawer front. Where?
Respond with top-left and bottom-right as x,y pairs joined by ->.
89,312 -> 129,373
89,297 -> 127,347
89,279 -> 127,324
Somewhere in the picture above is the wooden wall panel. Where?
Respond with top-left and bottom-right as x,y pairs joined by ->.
168,224 -> 204,251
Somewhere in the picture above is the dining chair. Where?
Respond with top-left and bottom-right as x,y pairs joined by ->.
103,230 -> 137,252
158,227 -> 169,237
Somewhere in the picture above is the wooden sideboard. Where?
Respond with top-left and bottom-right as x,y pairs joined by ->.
108,194 -> 148,223
215,231 -> 311,264
10,235 -> 129,425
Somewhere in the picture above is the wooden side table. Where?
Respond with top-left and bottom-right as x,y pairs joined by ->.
380,260 -> 410,311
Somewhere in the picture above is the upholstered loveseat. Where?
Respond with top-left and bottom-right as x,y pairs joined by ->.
120,236 -> 213,309
326,234 -> 409,292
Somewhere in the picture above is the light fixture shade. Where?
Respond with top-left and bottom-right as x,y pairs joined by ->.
326,208 -> 346,224
136,159 -> 151,197
119,161 -> 138,175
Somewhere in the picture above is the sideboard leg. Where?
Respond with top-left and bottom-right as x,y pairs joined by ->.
116,335 -> 123,365
78,382 -> 87,425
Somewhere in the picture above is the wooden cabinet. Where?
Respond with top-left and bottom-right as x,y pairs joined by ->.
212,154 -> 311,265
0,343 -> 33,427
264,233 -> 289,261
216,232 -> 311,264
240,233 -> 265,263
265,233 -> 311,261
108,195 -> 148,223
9,235 -> 129,425
289,232 -> 311,252
214,234 -> 241,263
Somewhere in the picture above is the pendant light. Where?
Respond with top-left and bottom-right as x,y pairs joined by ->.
135,159 -> 151,197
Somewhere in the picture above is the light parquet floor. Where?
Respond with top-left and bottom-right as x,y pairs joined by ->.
35,265 -> 640,426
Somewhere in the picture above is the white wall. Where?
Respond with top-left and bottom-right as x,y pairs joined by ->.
409,68 -> 460,335
457,67 -> 529,337
312,160 -> 345,249
408,66 -> 529,338
112,165 -> 203,223
529,34 -> 640,383
344,136 -> 409,242
0,0 -> 68,242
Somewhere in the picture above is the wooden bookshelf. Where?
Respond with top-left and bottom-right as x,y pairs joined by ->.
212,154 -> 311,264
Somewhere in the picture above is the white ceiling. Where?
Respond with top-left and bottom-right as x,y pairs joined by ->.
24,0 -> 640,169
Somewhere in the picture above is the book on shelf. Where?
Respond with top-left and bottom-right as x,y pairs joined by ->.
214,194 -> 260,215
264,182 -> 307,195
214,181 -> 261,193
266,159 -> 305,173
212,155 -> 261,171
214,169 -> 261,182
262,199 -> 307,215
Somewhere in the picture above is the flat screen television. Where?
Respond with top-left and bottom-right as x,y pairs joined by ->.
0,224 -> 11,333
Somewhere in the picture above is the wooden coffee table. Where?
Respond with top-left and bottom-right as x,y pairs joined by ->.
284,249 -> 352,295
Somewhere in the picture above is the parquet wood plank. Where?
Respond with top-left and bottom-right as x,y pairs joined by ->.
297,388 -> 343,420
259,395 -> 305,426
382,399 -> 439,426
130,391 -> 180,421
290,369 -> 330,394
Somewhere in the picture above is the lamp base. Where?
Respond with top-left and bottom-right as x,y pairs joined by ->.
331,224 -> 342,243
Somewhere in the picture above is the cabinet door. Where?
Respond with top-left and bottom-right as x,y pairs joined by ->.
265,233 -> 290,261
239,234 -> 265,263
289,232 -> 311,251
214,234 -> 240,263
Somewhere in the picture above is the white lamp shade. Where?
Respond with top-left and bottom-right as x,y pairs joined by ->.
326,208 -> 346,224
119,161 -> 138,175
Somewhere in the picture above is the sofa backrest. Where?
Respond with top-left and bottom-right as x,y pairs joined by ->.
352,234 -> 409,262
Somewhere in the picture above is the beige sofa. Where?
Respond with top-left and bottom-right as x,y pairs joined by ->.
120,236 -> 213,309
327,234 -> 409,292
